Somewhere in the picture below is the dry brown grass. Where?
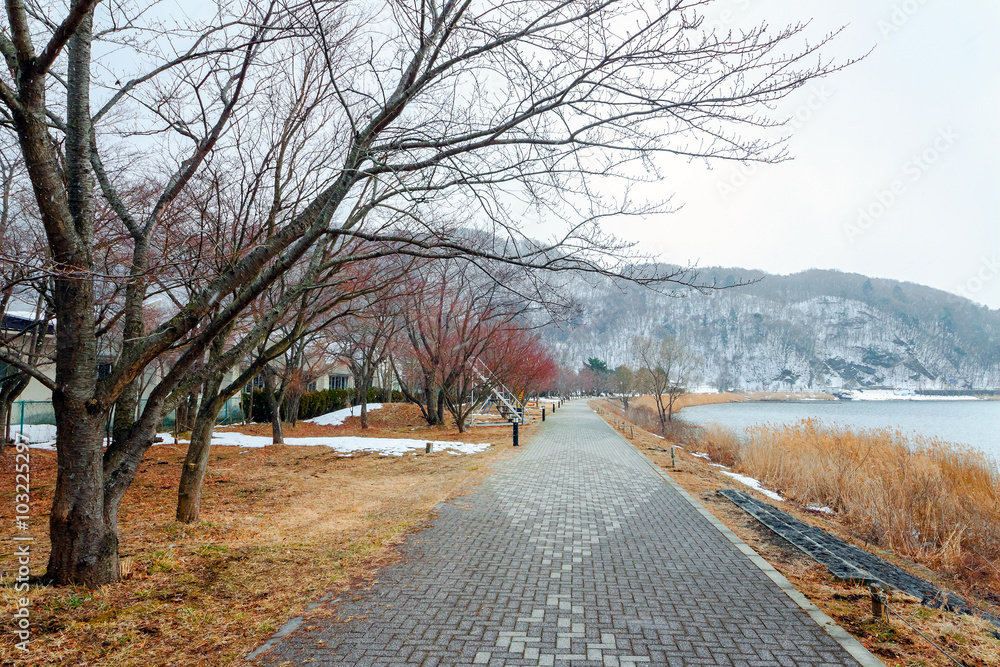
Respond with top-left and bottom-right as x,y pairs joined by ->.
627,391 -> 835,418
588,399 -> 1000,667
0,404 -> 528,666
219,401 -> 518,442
628,391 -> 745,417
732,419 -> 1000,598
696,423 -> 741,467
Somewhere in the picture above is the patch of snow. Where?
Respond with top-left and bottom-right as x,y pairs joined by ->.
306,403 -> 383,426
691,452 -> 711,459
842,390 -> 980,402
206,431 -> 490,456
719,471 -> 784,501
13,424 -> 57,449
807,504 -> 834,514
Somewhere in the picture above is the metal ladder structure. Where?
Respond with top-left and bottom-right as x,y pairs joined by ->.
467,358 -> 524,426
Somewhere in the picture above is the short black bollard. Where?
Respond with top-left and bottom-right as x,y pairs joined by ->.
513,422 -> 519,447
671,446 -> 676,469
542,408 -> 546,421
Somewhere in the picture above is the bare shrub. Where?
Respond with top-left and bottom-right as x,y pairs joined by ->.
695,423 -> 741,467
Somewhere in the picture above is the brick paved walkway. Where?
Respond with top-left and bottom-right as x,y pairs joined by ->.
252,402 -> 873,666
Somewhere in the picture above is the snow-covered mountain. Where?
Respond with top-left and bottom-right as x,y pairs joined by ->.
541,268 -> 1000,391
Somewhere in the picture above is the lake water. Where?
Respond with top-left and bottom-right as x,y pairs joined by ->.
680,399 -> 1000,465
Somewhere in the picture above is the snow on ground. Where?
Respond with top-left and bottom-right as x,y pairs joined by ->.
307,403 -> 383,426
720,471 -> 784,501
156,431 -> 489,456
204,431 -> 490,456
689,449 -> 785,501
807,504 -> 834,514
23,416 -> 491,457
11,424 -> 57,448
843,390 -> 981,402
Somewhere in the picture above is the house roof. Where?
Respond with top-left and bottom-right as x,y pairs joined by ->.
1,312 -> 55,335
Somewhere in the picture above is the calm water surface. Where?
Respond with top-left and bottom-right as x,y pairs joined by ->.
681,400 -> 1000,464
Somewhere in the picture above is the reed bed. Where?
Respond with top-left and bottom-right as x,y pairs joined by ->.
698,418 -> 1000,595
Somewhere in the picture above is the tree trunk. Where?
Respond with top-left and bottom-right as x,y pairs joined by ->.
1,402 -> 9,451
653,393 -> 667,434
666,391 -> 678,422
436,389 -> 446,426
43,10 -> 124,587
1,373 -> 30,448
48,403 -> 119,586
287,393 -> 302,427
358,373 -> 373,429
422,376 -> 438,426
263,371 -> 283,444
112,379 -> 140,446
176,379 -> 224,523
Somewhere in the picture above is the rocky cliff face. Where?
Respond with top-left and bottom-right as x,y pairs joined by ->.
542,268 -> 1000,391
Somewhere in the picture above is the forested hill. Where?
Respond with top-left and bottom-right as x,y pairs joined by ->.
542,267 -> 1000,391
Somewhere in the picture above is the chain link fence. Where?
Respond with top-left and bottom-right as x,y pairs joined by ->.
6,395 -> 245,446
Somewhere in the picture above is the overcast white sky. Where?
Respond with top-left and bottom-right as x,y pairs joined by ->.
605,1 -> 1000,308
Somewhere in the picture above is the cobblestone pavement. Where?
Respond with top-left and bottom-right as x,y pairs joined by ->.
253,402 -> 869,666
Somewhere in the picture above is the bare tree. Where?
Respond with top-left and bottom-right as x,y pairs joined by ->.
1,0 -> 851,585
612,364 -> 638,413
335,292 -> 405,429
396,258 -> 526,431
633,336 -> 699,432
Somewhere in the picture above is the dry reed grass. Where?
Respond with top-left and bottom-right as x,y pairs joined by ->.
697,423 -> 741,467
700,418 -> 1000,597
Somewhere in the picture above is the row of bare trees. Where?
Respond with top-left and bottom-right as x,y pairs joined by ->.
0,0 -> 849,585
577,336 -> 700,433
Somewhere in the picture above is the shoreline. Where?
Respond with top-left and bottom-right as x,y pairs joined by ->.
667,391 -> 836,414
670,390 -> 990,415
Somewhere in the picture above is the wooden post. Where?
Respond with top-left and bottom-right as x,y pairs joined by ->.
671,446 -> 676,469
630,425 -> 634,438
870,585 -> 887,620
425,442 -> 433,453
